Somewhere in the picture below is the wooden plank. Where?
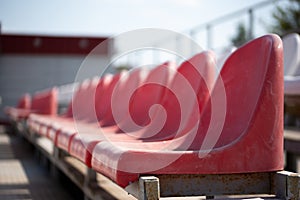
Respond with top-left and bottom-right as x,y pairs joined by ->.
285,128 -> 300,142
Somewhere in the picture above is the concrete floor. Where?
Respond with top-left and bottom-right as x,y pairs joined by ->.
0,126 -> 74,200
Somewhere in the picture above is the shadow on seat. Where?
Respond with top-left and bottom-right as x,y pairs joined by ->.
91,34 -> 284,188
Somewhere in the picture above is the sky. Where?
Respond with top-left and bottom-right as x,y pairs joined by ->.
0,0 -> 284,65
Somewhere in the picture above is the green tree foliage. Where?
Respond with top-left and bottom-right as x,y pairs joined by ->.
270,0 -> 300,35
231,23 -> 252,47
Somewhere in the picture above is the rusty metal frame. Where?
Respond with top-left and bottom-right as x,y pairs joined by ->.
139,176 -> 160,200
8,121 -> 300,200
274,171 -> 300,199
126,171 -> 300,200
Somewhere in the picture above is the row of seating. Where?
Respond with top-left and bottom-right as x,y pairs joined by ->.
5,89 -> 57,121
6,34 -> 284,190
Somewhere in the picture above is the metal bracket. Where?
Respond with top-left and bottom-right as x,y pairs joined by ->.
84,168 -> 97,187
274,171 -> 300,200
138,176 -> 160,200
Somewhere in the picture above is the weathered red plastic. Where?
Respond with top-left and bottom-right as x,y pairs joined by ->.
10,88 -> 57,123
56,62 -> 174,152
68,62 -> 174,166
56,78 -> 100,151
28,80 -> 86,138
17,93 -> 31,109
31,88 -> 58,115
5,93 -> 31,120
70,52 -> 215,167
69,68 -> 148,167
91,34 -> 284,188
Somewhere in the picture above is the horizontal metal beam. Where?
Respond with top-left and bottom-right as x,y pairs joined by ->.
157,173 -> 272,197
127,171 -> 300,199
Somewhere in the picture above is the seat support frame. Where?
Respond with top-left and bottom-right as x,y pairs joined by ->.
126,171 -> 300,200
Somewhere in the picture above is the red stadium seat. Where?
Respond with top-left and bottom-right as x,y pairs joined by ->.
69,53 -> 215,167
5,93 -> 31,121
69,67 -> 149,166
99,68 -> 148,127
56,69 -> 144,152
91,34 -> 284,188
69,62 -> 176,166
17,93 -> 31,110
45,75 -> 114,145
30,95 -> 74,139
28,80 -> 85,139
56,77 -> 101,151
11,88 -> 57,126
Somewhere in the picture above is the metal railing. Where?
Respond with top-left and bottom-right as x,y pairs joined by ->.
188,0 -> 279,49
113,0 -> 286,69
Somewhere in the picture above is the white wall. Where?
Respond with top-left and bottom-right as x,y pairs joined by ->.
0,54 -> 111,118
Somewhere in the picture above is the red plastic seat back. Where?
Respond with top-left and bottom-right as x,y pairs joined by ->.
62,96 -> 75,118
81,78 -> 100,122
189,34 -> 283,150
126,62 -> 176,131
95,73 -> 124,121
17,93 -> 31,109
61,82 -> 86,119
102,68 -> 148,126
31,88 -> 58,115
71,79 -> 90,120
155,51 -> 215,139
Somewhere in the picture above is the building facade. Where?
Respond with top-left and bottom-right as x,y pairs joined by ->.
0,34 -> 112,117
